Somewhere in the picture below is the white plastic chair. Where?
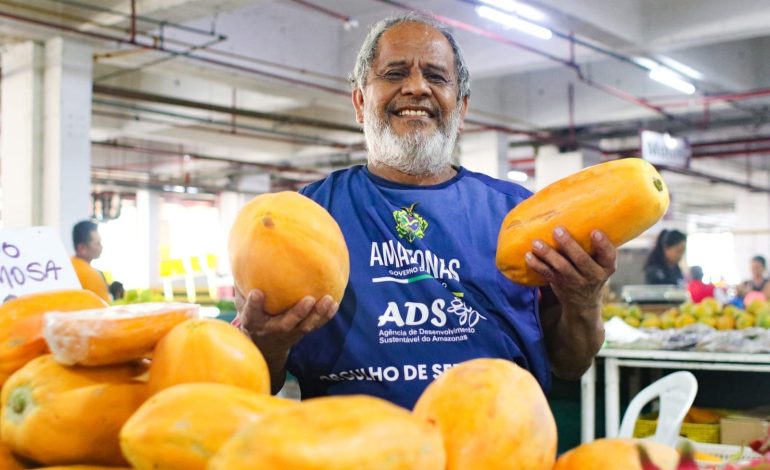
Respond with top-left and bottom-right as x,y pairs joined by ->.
618,371 -> 698,447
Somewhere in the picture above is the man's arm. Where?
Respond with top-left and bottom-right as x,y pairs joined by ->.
526,226 -> 616,379
538,286 -> 604,379
236,290 -> 338,394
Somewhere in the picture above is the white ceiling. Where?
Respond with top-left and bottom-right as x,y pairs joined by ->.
2,0 -> 770,229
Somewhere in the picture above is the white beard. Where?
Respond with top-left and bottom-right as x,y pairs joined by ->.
363,103 -> 462,177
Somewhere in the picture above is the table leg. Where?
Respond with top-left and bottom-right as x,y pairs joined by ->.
580,360 -> 596,443
605,357 -> 620,437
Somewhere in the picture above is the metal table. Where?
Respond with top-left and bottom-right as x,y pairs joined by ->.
580,348 -> 770,443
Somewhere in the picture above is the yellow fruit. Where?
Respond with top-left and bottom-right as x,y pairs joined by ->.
121,383 -> 295,470
209,395 -> 445,470
736,313 -> 756,329
716,315 -> 736,330
641,315 -> 662,329
413,358 -> 556,470
675,313 -> 696,329
228,191 -> 350,315
1,355 -> 147,466
553,438 -> 679,470
625,317 -> 641,328
496,159 -> 669,286
44,302 -> 198,366
148,319 -> 270,395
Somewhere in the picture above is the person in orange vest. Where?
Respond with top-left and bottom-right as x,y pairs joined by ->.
70,220 -> 111,302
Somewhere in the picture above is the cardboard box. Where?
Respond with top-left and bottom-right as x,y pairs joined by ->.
720,413 -> 770,445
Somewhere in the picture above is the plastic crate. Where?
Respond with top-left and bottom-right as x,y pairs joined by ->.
634,415 -> 721,444
691,442 -> 762,469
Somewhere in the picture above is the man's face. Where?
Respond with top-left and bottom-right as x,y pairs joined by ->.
751,260 -> 764,277
79,230 -> 103,261
352,22 -> 468,176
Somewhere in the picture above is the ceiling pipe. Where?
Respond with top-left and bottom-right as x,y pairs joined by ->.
50,0 -> 225,39
93,84 -> 361,133
289,0 -> 354,24
91,109 -> 363,150
0,10 -> 350,96
92,98 -> 359,149
92,141 -> 328,177
656,164 -> 770,194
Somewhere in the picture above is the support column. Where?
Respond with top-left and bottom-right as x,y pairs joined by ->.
733,184 -> 770,282
534,145 -> 584,191
42,37 -> 93,248
1,42 -> 45,228
459,130 -> 508,178
137,190 -> 161,289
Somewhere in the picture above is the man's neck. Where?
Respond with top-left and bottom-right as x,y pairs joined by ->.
367,163 -> 457,186
76,254 -> 92,265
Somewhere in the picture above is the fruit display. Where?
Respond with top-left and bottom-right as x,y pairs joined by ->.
601,297 -> 770,331
227,191 -> 350,315
497,158 -> 669,286
0,288 -> 764,468
413,358 -> 557,470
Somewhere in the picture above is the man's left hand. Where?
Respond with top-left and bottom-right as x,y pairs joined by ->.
525,226 -> 616,308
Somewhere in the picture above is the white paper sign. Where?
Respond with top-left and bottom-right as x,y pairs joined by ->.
641,130 -> 691,168
0,226 -> 81,300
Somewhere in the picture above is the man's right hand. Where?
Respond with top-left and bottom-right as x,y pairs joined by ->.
235,289 -> 339,393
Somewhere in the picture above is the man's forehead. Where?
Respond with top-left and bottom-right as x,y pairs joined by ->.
374,22 -> 454,65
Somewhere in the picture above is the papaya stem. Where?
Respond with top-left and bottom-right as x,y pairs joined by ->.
653,178 -> 663,191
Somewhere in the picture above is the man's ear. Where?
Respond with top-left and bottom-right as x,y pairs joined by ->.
457,95 -> 469,132
352,88 -> 365,124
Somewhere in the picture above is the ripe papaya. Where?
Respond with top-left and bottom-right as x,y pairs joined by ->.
497,158 -> 669,286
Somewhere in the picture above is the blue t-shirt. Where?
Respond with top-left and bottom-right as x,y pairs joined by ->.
287,165 -> 550,409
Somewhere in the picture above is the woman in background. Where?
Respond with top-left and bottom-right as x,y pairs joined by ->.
643,229 -> 687,286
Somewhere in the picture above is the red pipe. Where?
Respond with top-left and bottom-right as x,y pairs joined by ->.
693,147 -> 770,159
651,87 -> 770,108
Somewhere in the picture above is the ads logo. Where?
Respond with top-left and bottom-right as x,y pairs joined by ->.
393,203 -> 428,242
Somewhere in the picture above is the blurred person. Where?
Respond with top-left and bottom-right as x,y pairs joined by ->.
643,229 -> 687,287
737,255 -> 769,300
687,266 -> 715,303
71,220 -> 111,302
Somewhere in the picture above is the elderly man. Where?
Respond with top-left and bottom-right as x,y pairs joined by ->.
237,13 -> 616,409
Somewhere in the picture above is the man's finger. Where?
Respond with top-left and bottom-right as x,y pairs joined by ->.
530,236 -> 581,282
271,295 -> 316,332
590,230 -> 617,273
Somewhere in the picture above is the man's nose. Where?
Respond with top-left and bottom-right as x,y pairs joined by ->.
401,70 -> 431,96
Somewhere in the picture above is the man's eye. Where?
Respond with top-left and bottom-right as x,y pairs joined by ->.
425,73 -> 448,84
383,71 -> 407,79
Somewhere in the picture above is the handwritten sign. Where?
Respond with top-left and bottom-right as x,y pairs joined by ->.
0,226 -> 81,300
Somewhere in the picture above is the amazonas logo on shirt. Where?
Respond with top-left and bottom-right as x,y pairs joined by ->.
393,203 -> 427,242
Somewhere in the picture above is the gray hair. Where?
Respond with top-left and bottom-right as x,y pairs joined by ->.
349,12 -> 471,102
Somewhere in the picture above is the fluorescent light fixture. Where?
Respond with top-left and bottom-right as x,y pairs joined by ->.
478,0 -> 546,21
633,56 -> 659,71
476,6 -> 552,40
648,67 -> 696,95
659,57 -> 703,80
507,170 -> 529,182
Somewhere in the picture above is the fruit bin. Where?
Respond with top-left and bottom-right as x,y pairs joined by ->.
691,442 -> 762,469
634,413 -> 721,443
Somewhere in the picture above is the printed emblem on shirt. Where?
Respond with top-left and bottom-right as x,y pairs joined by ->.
393,203 -> 428,242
